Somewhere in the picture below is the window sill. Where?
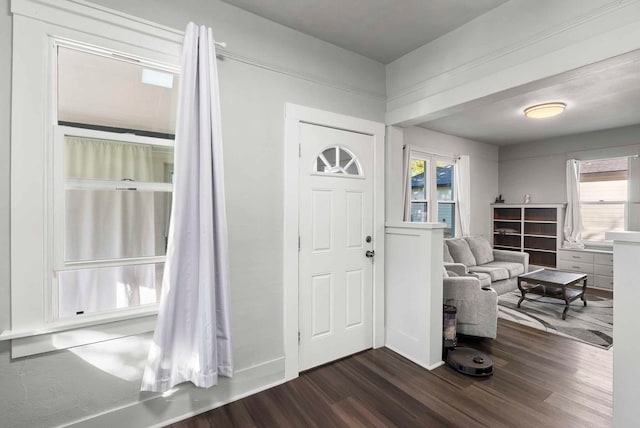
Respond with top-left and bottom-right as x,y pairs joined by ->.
1,306 -> 158,358
559,244 -> 613,254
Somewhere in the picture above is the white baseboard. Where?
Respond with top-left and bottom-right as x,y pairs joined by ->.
63,357 -> 286,428
384,344 -> 444,371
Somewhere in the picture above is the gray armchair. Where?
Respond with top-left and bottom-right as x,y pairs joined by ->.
443,271 -> 498,339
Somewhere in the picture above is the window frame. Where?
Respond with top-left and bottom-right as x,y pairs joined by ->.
579,157 -> 629,246
4,0 -> 183,356
53,125 -> 174,321
409,157 -> 430,222
312,144 -> 364,178
407,150 -> 457,236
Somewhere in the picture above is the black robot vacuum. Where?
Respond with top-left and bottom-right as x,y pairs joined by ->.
446,347 -> 494,376
443,305 -> 494,377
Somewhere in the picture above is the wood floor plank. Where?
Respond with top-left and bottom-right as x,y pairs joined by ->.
168,318 -> 612,428
331,397 -> 397,428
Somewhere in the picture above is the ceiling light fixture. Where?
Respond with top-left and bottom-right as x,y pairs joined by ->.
523,102 -> 566,119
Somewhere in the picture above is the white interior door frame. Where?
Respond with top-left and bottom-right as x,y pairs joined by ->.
283,103 -> 385,381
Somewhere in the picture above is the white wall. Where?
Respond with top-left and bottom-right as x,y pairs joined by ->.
0,0 -> 11,337
0,1 -> 385,426
499,124 -> 640,204
386,126 -> 499,239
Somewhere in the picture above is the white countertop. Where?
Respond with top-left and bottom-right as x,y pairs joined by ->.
606,231 -> 640,243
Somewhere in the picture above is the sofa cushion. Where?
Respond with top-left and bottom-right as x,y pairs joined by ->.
445,238 -> 477,267
465,236 -> 494,265
468,265 -> 509,282
443,242 -> 454,263
485,261 -> 525,277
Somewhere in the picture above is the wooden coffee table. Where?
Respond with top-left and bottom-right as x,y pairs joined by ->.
517,269 -> 588,320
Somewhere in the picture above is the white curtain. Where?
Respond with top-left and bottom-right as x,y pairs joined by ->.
402,145 -> 411,221
563,159 -> 584,248
61,137 -> 157,316
141,22 -> 233,392
455,155 -> 471,236
628,155 -> 640,231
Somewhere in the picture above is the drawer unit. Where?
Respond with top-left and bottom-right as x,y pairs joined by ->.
595,275 -> 614,290
557,249 -> 613,290
558,250 -> 594,263
595,253 -> 613,266
595,264 -> 614,277
557,260 -> 594,275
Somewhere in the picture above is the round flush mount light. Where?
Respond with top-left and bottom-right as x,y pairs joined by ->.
523,102 -> 566,119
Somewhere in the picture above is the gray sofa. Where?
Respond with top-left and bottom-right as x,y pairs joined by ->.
444,236 -> 529,296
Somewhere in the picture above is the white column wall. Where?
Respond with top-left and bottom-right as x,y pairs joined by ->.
606,232 -> 640,428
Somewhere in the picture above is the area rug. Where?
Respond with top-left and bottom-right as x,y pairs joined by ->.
498,291 -> 613,350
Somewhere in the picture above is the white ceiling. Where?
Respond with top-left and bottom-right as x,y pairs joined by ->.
223,0 -> 640,145
418,50 -> 640,145
221,0 -> 509,64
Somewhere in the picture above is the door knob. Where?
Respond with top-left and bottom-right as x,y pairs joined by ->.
365,250 -> 375,258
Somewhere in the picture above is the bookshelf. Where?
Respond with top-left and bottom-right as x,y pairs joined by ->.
492,204 -> 565,269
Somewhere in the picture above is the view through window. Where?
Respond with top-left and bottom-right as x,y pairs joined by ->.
579,158 -> 628,242
410,154 -> 456,237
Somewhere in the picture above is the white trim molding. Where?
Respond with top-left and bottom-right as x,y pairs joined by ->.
12,0 -> 385,102
283,104 -> 385,381
62,357 -> 286,428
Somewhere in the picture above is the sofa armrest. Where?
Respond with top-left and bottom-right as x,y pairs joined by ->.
493,249 -> 529,272
444,263 -> 468,276
443,277 -> 482,300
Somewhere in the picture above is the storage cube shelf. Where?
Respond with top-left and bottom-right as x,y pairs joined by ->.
492,204 -> 565,269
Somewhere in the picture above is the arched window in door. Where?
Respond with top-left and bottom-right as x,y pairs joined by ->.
314,146 -> 362,176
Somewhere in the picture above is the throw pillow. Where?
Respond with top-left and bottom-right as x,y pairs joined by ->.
443,241 -> 454,263
465,236 -> 494,265
445,238 -> 477,267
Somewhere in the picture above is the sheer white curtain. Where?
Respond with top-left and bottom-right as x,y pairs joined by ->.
563,159 -> 584,248
141,22 -> 233,392
61,137 -> 156,316
455,155 -> 471,237
402,145 -> 411,221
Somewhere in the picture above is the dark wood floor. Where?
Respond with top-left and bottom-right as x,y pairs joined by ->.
169,319 -> 612,428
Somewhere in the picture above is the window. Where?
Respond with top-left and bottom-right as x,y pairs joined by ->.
409,152 -> 456,237
579,158 -> 628,243
7,9 -> 182,355
410,158 -> 429,222
53,45 -> 178,320
314,145 -> 362,176
55,128 -> 174,319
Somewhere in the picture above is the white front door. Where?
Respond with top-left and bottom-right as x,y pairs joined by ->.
298,122 -> 374,371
